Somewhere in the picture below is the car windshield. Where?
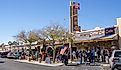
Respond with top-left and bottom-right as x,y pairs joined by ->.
114,51 -> 121,57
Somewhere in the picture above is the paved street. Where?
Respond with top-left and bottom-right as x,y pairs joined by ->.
0,59 -> 110,70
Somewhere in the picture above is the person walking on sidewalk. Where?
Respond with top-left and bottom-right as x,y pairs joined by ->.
63,53 -> 68,66
91,48 -> 95,63
56,52 -> 60,63
97,49 -> 101,62
89,49 -> 92,63
87,50 -> 90,64
72,51 -> 77,60
79,50 -> 82,64
35,47 -> 39,61
84,51 -> 87,65
105,49 -> 109,63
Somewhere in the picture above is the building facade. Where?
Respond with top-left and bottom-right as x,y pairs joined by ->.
117,18 -> 121,49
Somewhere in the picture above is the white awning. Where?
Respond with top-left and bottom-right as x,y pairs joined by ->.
100,34 -> 118,40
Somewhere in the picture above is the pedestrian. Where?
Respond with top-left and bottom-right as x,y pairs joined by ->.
94,50 -> 97,62
63,53 -> 68,66
45,55 -> 51,64
61,54 -> 64,63
76,51 -> 79,59
56,52 -> 60,63
105,50 -> 109,63
91,48 -> 95,63
84,51 -> 87,65
35,48 -> 39,61
79,50 -> 82,64
101,49 -> 103,62
103,49 -> 106,62
72,51 -> 77,60
97,49 -> 101,62
89,49 -> 92,63
87,50 -> 90,64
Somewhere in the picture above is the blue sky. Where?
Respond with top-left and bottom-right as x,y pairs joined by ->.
0,0 -> 121,44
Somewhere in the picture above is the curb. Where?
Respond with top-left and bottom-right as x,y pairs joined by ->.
14,60 -> 64,67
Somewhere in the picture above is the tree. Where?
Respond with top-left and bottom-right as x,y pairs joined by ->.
66,32 -> 75,62
12,41 -> 19,52
8,41 -> 13,51
12,41 -> 19,46
14,31 -> 28,44
27,31 -> 40,43
41,24 -> 68,63
14,30 -> 41,61
13,24 -> 74,62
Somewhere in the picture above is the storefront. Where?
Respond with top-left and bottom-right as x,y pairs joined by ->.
74,26 -> 119,51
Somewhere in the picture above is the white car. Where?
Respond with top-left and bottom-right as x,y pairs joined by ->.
7,52 -> 21,59
109,50 -> 121,70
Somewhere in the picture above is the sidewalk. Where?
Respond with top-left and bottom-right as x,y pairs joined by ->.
14,60 -> 110,67
100,63 -> 110,67
68,60 -> 80,64
14,60 -> 64,67
69,60 -> 110,67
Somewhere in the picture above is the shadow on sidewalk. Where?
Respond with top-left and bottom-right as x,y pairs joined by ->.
66,63 -> 80,66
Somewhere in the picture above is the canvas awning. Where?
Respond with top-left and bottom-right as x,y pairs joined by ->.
99,34 -> 118,40
78,34 -> 118,43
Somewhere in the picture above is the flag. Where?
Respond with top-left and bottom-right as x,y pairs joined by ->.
60,47 -> 68,55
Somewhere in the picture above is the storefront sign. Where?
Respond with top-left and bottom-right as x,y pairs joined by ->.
75,29 -> 105,40
75,27 -> 117,41
105,27 -> 115,36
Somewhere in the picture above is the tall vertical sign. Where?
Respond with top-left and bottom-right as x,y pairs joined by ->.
70,1 -> 80,32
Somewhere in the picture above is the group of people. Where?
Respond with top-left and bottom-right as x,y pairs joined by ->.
71,48 -> 110,64
53,47 -> 110,65
18,46 -> 111,66
55,47 -> 111,65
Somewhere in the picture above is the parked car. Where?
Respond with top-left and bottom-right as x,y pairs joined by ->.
0,51 -> 10,58
109,50 -> 121,70
7,52 -> 21,59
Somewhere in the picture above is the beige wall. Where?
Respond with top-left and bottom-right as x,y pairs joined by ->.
117,18 -> 121,49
